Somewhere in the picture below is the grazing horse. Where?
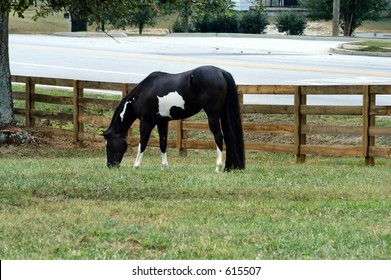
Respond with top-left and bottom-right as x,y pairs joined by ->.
103,65 -> 245,172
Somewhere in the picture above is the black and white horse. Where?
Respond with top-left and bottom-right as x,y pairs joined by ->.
103,65 -> 245,172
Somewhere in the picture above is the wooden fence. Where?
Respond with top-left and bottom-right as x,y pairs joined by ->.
11,75 -> 391,165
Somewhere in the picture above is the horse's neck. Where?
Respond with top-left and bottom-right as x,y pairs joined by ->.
111,97 -> 137,135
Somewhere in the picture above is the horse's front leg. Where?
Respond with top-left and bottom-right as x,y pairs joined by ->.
157,121 -> 169,169
134,120 -> 154,168
216,145 -> 223,172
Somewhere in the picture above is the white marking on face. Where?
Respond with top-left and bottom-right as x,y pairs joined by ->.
216,146 -> 223,173
119,101 -> 132,122
157,91 -> 185,118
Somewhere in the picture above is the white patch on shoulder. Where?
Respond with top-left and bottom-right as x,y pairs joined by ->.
119,101 -> 132,122
157,91 -> 185,118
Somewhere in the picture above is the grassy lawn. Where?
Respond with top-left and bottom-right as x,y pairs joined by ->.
8,9 -> 176,34
348,40 -> 391,52
355,18 -> 391,33
1,143 -> 390,259
9,10 -> 69,34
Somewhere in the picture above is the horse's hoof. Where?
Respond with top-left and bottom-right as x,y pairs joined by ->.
215,165 -> 222,173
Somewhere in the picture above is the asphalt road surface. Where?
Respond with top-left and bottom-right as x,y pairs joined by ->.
9,34 -> 391,105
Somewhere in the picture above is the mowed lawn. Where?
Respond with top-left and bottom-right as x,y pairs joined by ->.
0,144 -> 390,259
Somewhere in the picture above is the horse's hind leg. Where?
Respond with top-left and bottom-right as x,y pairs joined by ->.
134,121 -> 154,168
157,121 -> 169,169
207,114 -> 224,172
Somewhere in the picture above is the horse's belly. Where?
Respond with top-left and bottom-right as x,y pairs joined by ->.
170,107 -> 200,120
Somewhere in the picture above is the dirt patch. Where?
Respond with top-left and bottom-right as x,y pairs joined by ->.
265,21 -> 332,36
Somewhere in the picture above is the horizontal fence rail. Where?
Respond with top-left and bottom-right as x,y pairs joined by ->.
11,76 -> 391,165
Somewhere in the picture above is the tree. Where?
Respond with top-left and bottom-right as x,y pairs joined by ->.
0,0 -> 160,129
238,10 -> 268,34
160,0 -> 233,33
0,0 -> 38,129
113,1 -> 158,34
299,0 -> 391,36
1,0 -> 83,129
0,11 -> 14,129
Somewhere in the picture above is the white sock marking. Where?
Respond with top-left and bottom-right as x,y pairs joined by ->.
216,146 -> 223,173
161,153 -> 168,169
157,91 -> 185,118
134,143 -> 144,168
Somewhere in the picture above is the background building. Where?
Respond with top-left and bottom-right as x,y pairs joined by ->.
232,0 -> 299,10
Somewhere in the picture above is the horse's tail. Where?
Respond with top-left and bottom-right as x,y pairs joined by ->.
221,70 -> 245,171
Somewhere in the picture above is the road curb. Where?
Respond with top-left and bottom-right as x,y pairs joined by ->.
53,32 -> 128,38
330,44 -> 391,57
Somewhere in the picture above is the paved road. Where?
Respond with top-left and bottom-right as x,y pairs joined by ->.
9,34 -> 391,105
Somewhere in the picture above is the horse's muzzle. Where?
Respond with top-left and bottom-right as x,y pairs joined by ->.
107,162 -> 120,168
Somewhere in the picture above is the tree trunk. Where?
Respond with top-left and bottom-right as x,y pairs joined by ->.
0,12 -> 15,129
342,13 -> 353,36
183,1 -> 190,33
332,0 -> 340,36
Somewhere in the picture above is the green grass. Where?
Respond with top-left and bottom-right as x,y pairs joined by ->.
353,40 -> 391,52
1,144 -> 390,259
9,10 -> 69,34
355,18 -> 391,33
9,9 -> 177,34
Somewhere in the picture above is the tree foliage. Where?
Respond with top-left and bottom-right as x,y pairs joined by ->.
299,0 -> 391,36
160,0 -> 234,32
108,1 -> 159,34
166,0 -> 268,34
0,0 -> 161,128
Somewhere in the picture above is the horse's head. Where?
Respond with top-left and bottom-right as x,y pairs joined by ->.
102,129 -> 128,168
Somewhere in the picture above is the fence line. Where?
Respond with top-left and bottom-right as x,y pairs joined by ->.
11,76 -> 391,165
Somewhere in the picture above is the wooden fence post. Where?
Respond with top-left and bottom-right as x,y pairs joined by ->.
238,86 -> 244,123
363,85 -> 375,166
294,86 -> 306,163
177,120 -> 187,156
73,80 -> 84,146
25,77 -> 35,128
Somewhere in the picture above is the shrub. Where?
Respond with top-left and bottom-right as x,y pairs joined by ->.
275,11 -> 307,35
216,13 -> 240,33
194,13 -> 240,33
239,11 -> 269,34
172,18 -> 189,32
193,14 -> 213,32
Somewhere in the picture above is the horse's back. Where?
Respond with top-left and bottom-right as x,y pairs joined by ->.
144,66 -> 225,89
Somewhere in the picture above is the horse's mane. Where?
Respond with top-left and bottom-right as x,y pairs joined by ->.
110,72 -> 165,126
